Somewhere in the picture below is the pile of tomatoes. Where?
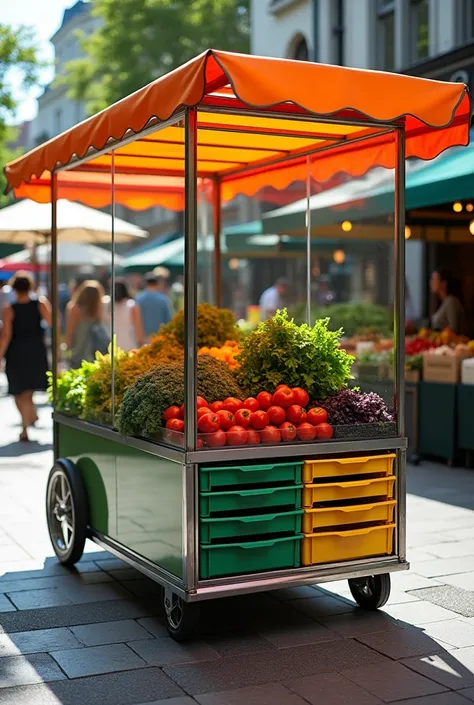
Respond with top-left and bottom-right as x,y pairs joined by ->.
162,385 -> 333,447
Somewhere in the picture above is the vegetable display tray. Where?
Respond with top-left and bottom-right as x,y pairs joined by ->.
200,485 -> 303,518
302,524 -> 395,565
200,535 -> 302,579
302,500 -> 396,533
302,476 -> 396,507
302,454 -> 395,483
199,461 -> 303,492
200,509 -> 303,544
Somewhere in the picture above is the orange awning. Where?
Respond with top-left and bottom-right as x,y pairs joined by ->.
4,50 -> 470,210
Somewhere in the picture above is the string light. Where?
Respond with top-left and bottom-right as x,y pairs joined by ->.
453,202 -> 463,212
341,220 -> 352,232
405,226 -> 412,240
469,220 -> 474,236
333,249 -> 345,264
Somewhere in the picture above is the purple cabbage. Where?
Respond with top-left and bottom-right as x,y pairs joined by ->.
313,388 -> 394,425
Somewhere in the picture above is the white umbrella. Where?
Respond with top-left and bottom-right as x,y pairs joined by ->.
0,242 -> 123,268
0,198 -> 148,244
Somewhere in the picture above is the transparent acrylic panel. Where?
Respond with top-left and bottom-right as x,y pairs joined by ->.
56,158 -> 113,426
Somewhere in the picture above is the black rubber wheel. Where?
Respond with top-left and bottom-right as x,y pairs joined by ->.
163,589 -> 200,642
46,459 -> 89,566
348,573 -> 391,610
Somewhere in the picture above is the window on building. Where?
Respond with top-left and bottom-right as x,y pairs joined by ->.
376,0 -> 395,71
459,0 -> 474,42
410,0 -> 429,62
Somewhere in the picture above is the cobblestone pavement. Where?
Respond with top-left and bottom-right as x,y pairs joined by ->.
1,387 -> 474,704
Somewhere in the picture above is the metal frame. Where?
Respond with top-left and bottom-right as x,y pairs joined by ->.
52,98 -> 410,604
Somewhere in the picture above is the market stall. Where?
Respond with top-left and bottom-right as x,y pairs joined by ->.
4,50 -> 470,641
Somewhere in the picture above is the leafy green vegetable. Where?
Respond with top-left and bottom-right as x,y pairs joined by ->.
292,302 -> 392,338
236,310 -> 354,400
47,360 -> 98,417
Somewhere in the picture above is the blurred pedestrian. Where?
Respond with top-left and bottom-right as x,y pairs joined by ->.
66,280 -> 110,367
430,269 -> 467,335
104,278 -> 145,351
0,271 -> 51,442
259,277 -> 288,320
136,272 -> 174,339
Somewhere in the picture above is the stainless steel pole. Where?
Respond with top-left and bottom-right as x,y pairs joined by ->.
111,152 -> 116,428
213,177 -> 222,308
184,108 -> 198,453
306,156 -> 312,325
394,129 -> 406,437
51,172 -> 58,459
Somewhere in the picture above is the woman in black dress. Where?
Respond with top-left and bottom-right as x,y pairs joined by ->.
0,272 -> 51,441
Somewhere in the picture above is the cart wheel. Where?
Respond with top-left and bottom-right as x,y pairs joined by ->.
348,574 -> 391,610
46,459 -> 88,567
163,588 -> 200,642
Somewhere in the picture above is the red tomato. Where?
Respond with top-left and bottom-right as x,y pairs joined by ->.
280,421 -> 297,442
216,409 -> 235,430
246,429 -> 261,445
250,410 -> 269,430
197,437 -> 204,448
210,400 -> 225,413
267,405 -> 286,426
275,384 -> 287,391
300,410 -> 307,423
197,413 -> 220,434
315,422 -> 334,439
166,418 -> 185,432
226,425 -> 248,446
296,422 -> 317,441
292,387 -> 309,407
235,408 -> 252,428
163,405 -> 181,422
178,404 -> 185,419
272,387 -> 295,409
197,407 -> 212,420
223,397 -> 243,414
196,396 -> 209,409
286,404 -> 305,425
256,391 -> 273,410
307,407 -> 328,426
207,429 -> 227,447
261,425 -> 281,444
243,397 -> 259,413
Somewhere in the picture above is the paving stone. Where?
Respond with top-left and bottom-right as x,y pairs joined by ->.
423,620 -> 474,649
415,557 -> 474,578
409,586 -> 474,618
138,617 -> 169,638
0,598 -> 155,633
96,558 -> 131,572
107,568 -> 144,582
383,600 -> 458,625
442,573 -> 474,591
259,617 -> 342,648
64,582 -> 132,604
196,682 -> 307,704
51,642 -> 147,678
0,594 -> 15,613
0,668 -> 184,705
0,573 -> 112,593
0,652 -> 66,689
285,671 -> 383,705
318,610 -> 402,638
390,572 -> 441,591
70,619 -> 155,647
291,595 -> 356,619
0,561 -> 100,582
357,626 -> 451,660
0,627 -> 83,656
202,633 -> 276,657
122,579 -> 162,600
459,687 -> 474,702
422,541 -> 474,559
163,639 -> 387,695
129,637 -> 220,667
7,587 -> 75,610
389,694 -> 474,705
273,586 -> 322,601
386,590 -> 421,604
341,660 -> 448,702
401,647 -> 474,689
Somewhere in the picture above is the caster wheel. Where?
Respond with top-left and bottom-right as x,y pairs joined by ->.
46,459 -> 88,566
348,573 -> 391,610
163,589 -> 200,642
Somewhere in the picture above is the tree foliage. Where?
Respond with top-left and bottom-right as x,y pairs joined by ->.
63,0 -> 250,114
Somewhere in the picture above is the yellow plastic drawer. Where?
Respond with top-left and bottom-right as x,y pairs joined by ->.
302,476 -> 396,507
302,523 -> 395,565
302,500 -> 396,532
303,454 -> 395,483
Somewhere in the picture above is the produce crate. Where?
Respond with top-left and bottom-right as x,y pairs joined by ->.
302,476 -> 396,507
302,524 -> 395,565
423,354 -> 470,384
200,509 -> 303,544
200,484 -> 303,518
302,454 -> 395,483
200,535 -> 302,579
302,500 -> 396,532
199,461 -> 303,492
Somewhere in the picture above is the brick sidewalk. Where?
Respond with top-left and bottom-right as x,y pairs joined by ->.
1,390 -> 474,705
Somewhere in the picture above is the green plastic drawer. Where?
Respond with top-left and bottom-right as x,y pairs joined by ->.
199,484 -> 303,517
200,509 -> 303,544
199,461 -> 303,492
200,535 -> 302,579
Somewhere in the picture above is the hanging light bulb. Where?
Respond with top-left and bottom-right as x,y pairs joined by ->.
404,226 -> 412,240
333,249 -> 345,264
228,258 -> 240,270
453,202 -> 463,212
469,220 -> 474,236
341,220 -> 352,232
467,204 -> 474,213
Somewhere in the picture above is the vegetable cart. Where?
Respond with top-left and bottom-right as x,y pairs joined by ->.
5,50 -> 470,641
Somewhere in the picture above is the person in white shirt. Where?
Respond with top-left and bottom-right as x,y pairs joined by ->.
104,278 -> 145,351
259,277 -> 288,320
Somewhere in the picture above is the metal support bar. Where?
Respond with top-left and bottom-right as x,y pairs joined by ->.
110,152 -> 116,427
213,177 -> 222,307
51,172 -> 58,460
184,108 -> 198,453
306,156 -> 312,325
394,128 -> 406,437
